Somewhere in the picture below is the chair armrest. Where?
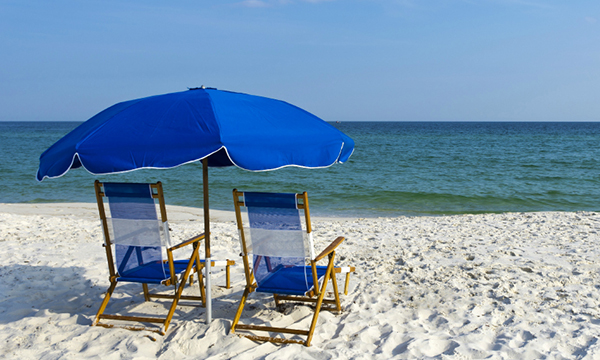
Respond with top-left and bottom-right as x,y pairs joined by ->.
169,233 -> 205,251
314,236 -> 345,262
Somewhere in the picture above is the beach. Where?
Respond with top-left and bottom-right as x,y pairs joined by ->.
2,204 -> 600,359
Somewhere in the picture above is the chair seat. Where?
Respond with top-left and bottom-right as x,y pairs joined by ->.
256,266 -> 329,296
117,260 -> 196,284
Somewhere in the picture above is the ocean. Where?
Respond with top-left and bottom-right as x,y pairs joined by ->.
1,121 -> 599,217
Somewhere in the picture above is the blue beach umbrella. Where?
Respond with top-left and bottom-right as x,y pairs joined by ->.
36,87 -> 354,322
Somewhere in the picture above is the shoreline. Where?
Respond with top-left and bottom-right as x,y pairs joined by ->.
1,202 -> 595,222
2,204 -> 600,358
0,202 -> 368,223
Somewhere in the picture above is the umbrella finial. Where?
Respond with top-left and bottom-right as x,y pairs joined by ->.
188,86 -> 206,90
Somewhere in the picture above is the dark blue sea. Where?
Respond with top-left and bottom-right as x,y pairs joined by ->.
1,121 -> 599,217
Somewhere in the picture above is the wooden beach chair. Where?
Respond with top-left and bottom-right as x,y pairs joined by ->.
92,181 -> 234,334
231,190 -> 355,346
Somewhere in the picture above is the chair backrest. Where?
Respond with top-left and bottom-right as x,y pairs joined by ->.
95,182 -> 171,279
233,191 -> 316,288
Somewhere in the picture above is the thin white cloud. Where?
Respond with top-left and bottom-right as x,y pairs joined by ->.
235,0 -> 334,6
237,0 -> 271,8
489,0 -> 555,9
453,0 -> 555,9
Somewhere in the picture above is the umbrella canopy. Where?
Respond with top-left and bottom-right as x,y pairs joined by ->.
36,87 -> 354,324
37,87 -> 354,181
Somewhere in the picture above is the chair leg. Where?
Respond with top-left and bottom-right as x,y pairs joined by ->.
226,264 -> 231,289
305,257 -> 334,347
195,260 -> 206,307
344,272 -> 350,295
162,285 -> 183,334
190,243 -> 206,306
162,256 -> 198,333
92,280 -> 118,326
330,267 -> 342,313
142,283 -> 150,302
231,286 -> 251,333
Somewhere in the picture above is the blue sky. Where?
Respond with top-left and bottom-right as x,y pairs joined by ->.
1,0 -> 599,121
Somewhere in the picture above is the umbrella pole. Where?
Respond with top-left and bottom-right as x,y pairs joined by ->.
202,158 -> 212,323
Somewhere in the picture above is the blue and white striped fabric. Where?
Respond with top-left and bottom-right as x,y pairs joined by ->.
105,183 -> 167,283
244,192 -> 318,296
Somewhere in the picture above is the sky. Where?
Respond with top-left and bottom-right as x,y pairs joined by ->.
1,0 -> 599,122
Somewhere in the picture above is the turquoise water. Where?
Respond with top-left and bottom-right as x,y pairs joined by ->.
1,121 -> 599,217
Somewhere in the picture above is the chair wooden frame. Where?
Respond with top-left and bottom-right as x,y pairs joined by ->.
92,180 -> 233,334
231,189 -> 355,346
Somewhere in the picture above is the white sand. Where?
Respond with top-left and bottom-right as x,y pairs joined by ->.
1,203 -> 600,359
